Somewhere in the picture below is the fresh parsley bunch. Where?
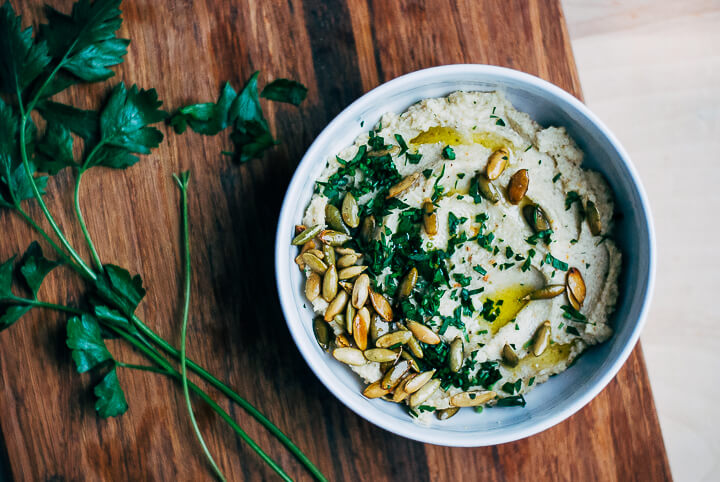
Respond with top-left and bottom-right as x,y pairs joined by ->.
0,0 -> 321,480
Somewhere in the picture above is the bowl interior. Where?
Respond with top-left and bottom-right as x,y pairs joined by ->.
275,65 -> 654,446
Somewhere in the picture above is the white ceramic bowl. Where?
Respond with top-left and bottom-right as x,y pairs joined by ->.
275,65 -> 655,446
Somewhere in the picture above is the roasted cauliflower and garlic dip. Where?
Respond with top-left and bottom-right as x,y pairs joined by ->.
291,91 -> 621,422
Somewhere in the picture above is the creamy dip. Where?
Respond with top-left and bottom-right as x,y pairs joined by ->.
296,91 -> 621,422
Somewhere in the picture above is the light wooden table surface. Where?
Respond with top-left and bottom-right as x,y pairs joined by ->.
562,1 -> 720,480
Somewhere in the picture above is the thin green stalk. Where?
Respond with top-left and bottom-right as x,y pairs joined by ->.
113,327 -> 292,482
116,362 -> 171,375
74,170 -> 104,271
17,115 -> 96,282
4,297 -> 84,315
129,313 -> 327,481
14,207 -> 77,269
174,172 -> 226,482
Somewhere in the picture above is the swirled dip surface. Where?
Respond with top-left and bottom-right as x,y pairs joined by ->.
299,91 -> 621,422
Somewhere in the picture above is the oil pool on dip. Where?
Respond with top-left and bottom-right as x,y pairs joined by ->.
292,91 -> 621,422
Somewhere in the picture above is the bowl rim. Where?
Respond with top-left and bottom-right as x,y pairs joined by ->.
274,64 -> 656,446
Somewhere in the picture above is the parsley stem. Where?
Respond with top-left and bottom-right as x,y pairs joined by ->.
14,207 -> 78,269
174,172 -> 226,482
112,326 -> 292,482
4,297 -> 84,315
128,313 -> 328,481
74,171 -> 104,271
18,115 -> 97,282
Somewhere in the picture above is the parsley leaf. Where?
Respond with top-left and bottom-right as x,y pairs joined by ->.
38,0 -> 128,84
260,78 -> 308,106
394,134 -> 408,155
66,314 -> 113,373
36,100 -> 99,140
35,122 -> 76,174
95,264 -> 146,316
0,2 -> 51,94
19,241 -> 60,298
0,254 -> 16,298
94,367 -> 128,417
565,191 -> 581,211
442,145 -> 455,160
544,252 -> 569,271
496,394 -> 526,407
171,82 -> 236,135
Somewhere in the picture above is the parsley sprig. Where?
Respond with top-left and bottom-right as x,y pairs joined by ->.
0,1 -> 324,480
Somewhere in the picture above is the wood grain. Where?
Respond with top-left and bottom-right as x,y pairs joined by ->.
0,0 -> 671,480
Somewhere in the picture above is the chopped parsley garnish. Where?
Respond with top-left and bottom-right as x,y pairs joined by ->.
526,229 -> 553,245
495,118 -> 506,127
394,134 -> 408,155
524,145 -> 533,152
566,326 -> 581,336
422,168 -> 433,179
565,191 -> 581,211
442,145 -> 456,160
448,212 -> 461,234
480,298 -> 502,322
406,151 -> 422,164
502,379 -> 522,394
544,252 -> 569,271
417,405 -> 436,413
496,394 -> 527,407
561,305 -> 588,323
552,173 -> 561,183
431,164 -> 446,201
473,265 -> 487,276
528,377 -> 535,386
452,273 -> 471,287
521,249 -> 535,272
505,246 -> 514,258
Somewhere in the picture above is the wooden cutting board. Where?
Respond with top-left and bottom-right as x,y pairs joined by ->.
0,0 -> 671,480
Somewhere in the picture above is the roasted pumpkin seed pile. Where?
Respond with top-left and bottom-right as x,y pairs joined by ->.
293,91 -> 621,421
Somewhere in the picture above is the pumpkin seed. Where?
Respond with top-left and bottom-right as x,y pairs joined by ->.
523,203 -> 550,232
364,348 -> 400,363
406,320 -> 441,345
404,370 -> 435,394
322,264 -> 338,302
586,200 -> 602,236
313,317 -> 329,350
367,145 -> 400,157
325,204 -> 350,235
532,321 -> 551,356
507,169 -> 529,204
335,247 -> 356,256
305,272 -> 321,301
335,334 -> 352,348
370,290 -> 393,321
370,315 -> 390,343
375,330 -> 412,348
332,347 -> 366,366
300,240 -> 316,254
338,265 -> 367,280
351,273 -> 370,309
387,172 -> 420,199
291,224 -> 322,245
392,374 -> 416,402
337,254 -> 358,268
295,224 -> 306,235
307,248 -> 324,259
341,193 -> 360,228
318,229 -> 352,246
406,334 -> 424,359
449,338 -> 464,373
477,175 -> 501,203
322,243 -> 335,266
398,267 -> 418,299
501,343 -> 519,367
360,215 -> 376,242
450,390 -> 496,407
338,280 -> 353,293
567,288 -> 581,311
486,148 -> 510,180
436,407 -> 459,420
363,381 -> 390,399
381,360 -> 411,390
400,350 -> 421,372
345,302 -> 355,334
324,290 -> 349,322
422,201 -> 438,235
301,252 -> 328,274
522,284 -> 565,301
409,378 -> 441,407
353,307 -> 371,350
566,267 -> 586,308
332,314 -> 345,332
